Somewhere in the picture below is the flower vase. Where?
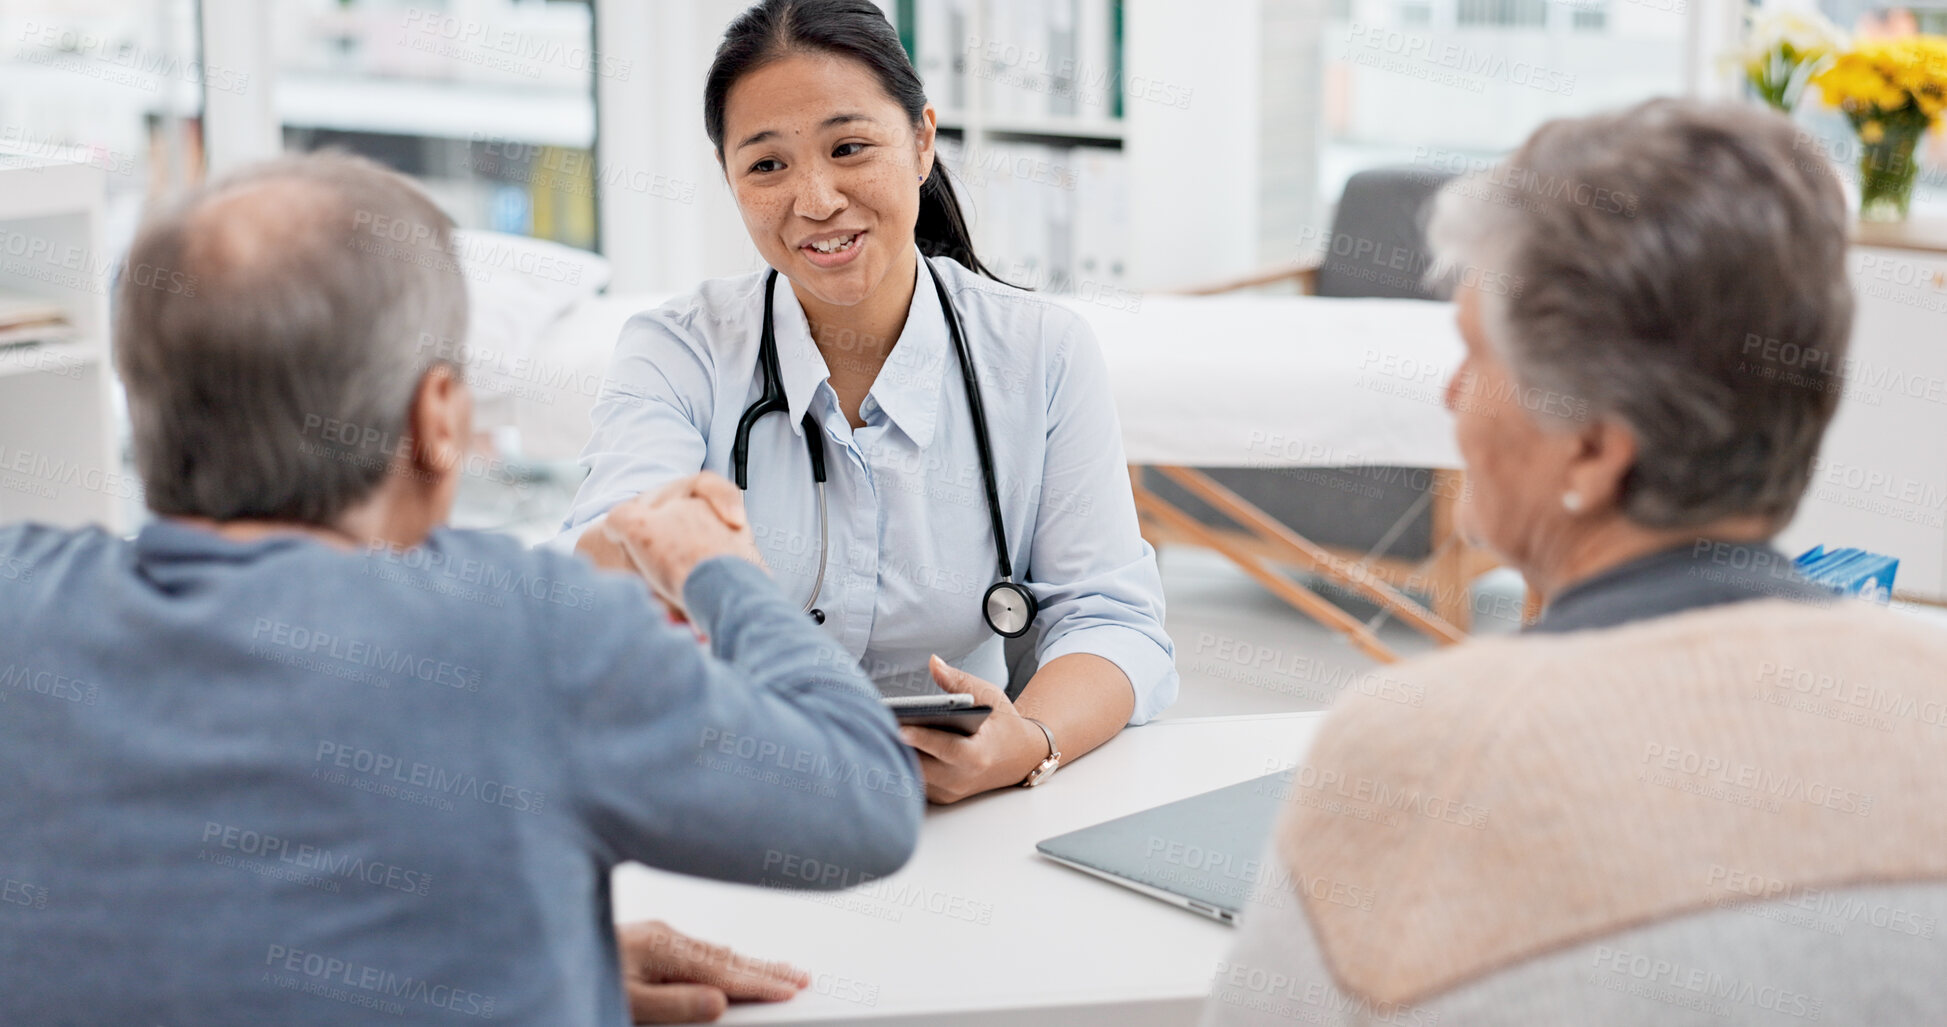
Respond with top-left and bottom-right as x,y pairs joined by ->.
1858,119 -> 1924,223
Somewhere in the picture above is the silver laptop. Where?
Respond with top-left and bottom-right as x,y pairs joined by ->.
1035,771 -> 1287,924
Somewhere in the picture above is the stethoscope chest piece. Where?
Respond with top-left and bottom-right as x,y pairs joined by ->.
983,581 -> 1037,638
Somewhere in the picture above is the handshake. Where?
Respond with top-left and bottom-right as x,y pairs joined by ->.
600,472 -> 767,619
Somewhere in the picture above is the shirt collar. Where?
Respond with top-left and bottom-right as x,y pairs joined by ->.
768,246 -> 949,448
1529,540 -> 1826,634
133,518 -> 335,590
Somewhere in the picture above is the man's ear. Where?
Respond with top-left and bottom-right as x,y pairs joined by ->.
408,363 -> 469,479
1563,417 -> 1639,515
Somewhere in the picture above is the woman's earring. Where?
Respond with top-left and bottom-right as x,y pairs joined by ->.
1561,491 -> 1584,513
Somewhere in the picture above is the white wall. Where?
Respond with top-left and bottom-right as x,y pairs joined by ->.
597,0 -> 766,293
1123,0 -> 1262,291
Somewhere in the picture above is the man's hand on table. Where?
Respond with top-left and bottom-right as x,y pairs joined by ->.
603,472 -> 767,620
899,655 -> 1052,804
618,920 -> 809,1023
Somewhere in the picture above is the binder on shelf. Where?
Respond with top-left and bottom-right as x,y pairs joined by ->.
1048,0 -> 1080,119
1072,149 -> 1129,289
946,0 -> 970,112
911,3 -> 1129,296
911,0 -> 957,107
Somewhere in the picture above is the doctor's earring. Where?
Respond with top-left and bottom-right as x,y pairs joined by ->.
1561,491 -> 1585,513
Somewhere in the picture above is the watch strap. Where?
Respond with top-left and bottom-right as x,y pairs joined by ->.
1019,716 -> 1060,787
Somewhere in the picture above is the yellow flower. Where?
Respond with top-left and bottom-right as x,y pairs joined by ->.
1813,35 -> 1947,124
1861,119 -> 1885,143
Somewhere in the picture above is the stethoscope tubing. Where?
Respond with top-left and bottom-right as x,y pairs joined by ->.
732,256 -> 1034,637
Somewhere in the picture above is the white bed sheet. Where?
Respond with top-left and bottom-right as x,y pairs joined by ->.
511,292 -> 1464,470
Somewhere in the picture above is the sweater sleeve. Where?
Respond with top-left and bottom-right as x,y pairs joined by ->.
549,555 -> 923,886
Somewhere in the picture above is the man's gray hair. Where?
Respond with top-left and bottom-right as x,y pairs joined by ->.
116,152 -> 468,524
1425,98 -> 1855,530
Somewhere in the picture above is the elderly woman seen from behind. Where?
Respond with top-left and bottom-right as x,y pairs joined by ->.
1203,99 -> 1947,1026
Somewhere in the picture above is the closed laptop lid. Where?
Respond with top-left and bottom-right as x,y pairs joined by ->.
1035,771 -> 1288,919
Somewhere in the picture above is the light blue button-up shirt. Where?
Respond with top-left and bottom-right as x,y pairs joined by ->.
553,250 -> 1176,724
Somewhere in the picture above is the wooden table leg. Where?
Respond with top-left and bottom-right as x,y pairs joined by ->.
1132,482 -> 1401,664
1150,466 -> 1466,646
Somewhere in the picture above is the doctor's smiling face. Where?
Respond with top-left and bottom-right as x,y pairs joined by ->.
720,52 -> 936,312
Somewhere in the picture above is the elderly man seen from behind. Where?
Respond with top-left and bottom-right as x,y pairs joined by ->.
1204,99 -> 1947,1026
0,153 -> 921,1026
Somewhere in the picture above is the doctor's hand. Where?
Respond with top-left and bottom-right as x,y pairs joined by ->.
604,472 -> 765,619
617,919 -> 808,1023
899,655 -> 1053,804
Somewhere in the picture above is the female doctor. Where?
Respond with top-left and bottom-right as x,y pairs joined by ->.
558,0 -> 1175,803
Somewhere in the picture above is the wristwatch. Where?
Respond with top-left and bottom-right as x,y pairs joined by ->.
1019,717 -> 1061,788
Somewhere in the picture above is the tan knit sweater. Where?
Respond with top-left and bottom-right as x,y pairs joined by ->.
1278,598 -> 1947,1007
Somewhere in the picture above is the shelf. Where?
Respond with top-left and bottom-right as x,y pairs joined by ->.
1853,217 -> 1947,257
276,74 -> 595,148
0,153 -> 105,224
937,114 -> 1127,146
0,341 -> 104,382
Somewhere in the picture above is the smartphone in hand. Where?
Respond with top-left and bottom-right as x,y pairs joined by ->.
884,693 -> 992,737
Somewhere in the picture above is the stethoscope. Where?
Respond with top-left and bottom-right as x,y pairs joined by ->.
731,257 -> 1038,639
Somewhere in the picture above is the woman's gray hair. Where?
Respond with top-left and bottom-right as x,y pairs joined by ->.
1425,98 -> 1855,530
116,152 -> 468,524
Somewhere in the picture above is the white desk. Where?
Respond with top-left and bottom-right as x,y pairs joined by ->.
610,712 -> 1324,1026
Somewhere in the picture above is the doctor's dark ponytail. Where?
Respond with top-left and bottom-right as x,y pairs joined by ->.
704,0 -> 1005,282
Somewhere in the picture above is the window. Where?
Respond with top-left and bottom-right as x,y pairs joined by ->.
273,0 -> 600,250
1763,0 -> 1947,216
1571,3 -> 1609,31
1318,0 -> 1688,214
1456,0 -> 1549,28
